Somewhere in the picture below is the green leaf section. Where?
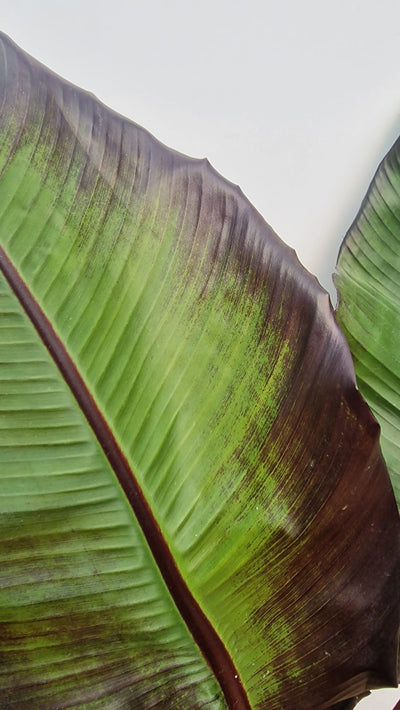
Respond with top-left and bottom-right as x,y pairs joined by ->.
335,136 -> 400,506
0,34 -> 399,709
0,272 -> 226,709
0,61 -> 299,705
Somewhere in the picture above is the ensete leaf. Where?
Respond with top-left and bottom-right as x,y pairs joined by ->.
0,33 -> 398,709
336,135 -> 400,509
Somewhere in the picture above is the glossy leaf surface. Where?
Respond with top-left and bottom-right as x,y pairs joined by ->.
0,34 -> 399,709
336,136 -> 400,507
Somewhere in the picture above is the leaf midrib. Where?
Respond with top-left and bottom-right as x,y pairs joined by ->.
0,243 -> 250,710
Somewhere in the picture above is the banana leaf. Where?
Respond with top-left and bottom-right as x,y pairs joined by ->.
335,135 -> 400,509
0,33 -> 399,710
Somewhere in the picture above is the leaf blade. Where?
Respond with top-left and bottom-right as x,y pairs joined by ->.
0,267 -> 228,709
335,136 -> 400,507
0,32 -> 399,709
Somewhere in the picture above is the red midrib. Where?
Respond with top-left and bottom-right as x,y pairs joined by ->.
0,244 -> 251,710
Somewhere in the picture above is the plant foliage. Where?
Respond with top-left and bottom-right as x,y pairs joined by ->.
0,33 -> 398,710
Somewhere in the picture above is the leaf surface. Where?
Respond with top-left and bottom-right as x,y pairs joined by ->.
0,269 -> 226,709
335,136 -> 400,507
0,34 -> 399,709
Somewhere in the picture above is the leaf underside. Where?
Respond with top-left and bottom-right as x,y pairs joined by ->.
0,33 -> 399,710
336,135 -> 400,509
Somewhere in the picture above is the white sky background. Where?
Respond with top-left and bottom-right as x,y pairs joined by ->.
1,1 -> 399,707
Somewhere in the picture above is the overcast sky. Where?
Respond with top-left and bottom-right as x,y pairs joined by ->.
1,2 -> 399,707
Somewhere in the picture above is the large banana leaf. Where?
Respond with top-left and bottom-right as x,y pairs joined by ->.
335,136 -> 400,508
0,33 -> 399,710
